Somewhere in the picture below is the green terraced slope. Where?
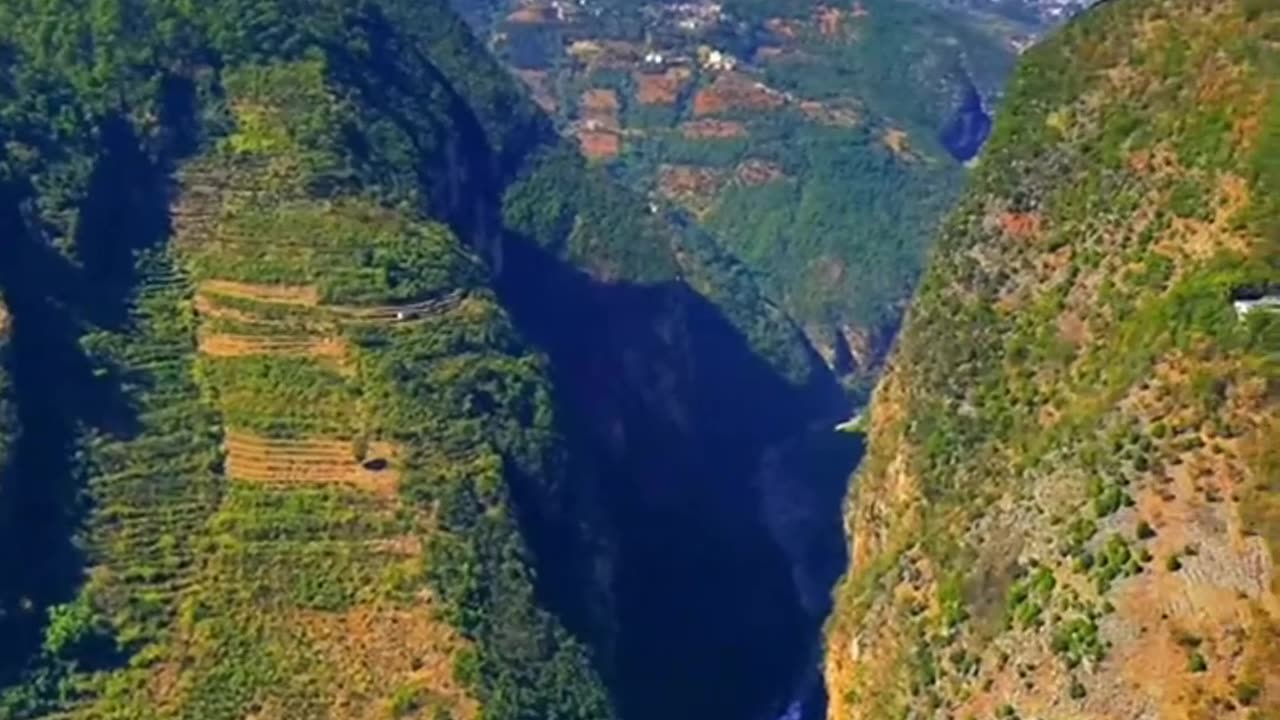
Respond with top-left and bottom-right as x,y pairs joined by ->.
0,41 -> 613,720
0,0 -> 850,718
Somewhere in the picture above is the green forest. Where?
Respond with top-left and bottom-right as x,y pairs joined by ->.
0,0 -> 847,717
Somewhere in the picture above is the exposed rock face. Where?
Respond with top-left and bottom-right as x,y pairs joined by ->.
824,0 -> 1280,717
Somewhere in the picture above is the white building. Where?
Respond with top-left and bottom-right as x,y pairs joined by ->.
1234,295 -> 1280,319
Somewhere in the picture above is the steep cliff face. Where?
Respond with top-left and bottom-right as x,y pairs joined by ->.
825,0 -> 1280,717
0,297 -> 12,474
0,296 -> 14,531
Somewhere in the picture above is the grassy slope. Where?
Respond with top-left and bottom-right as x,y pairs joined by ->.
825,0 -> 1280,717
0,2 -> 613,718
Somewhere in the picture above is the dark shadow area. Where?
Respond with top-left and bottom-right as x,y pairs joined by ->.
752,427 -> 863,720
323,9 -> 863,718
939,76 -> 992,163
495,234 -> 854,720
0,115 -> 171,685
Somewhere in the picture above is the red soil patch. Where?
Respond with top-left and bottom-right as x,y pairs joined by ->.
998,211 -> 1042,240
634,67 -> 692,105
692,73 -> 786,116
577,130 -> 621,160
514,69 -> 558,113
579,88 -> 620,131
576,89 -> 624,158
734,158 -> 786,186
679,119 -> 748,139
656,164 -> 727,214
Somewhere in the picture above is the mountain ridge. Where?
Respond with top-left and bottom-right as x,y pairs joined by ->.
824,0 -> 1280,716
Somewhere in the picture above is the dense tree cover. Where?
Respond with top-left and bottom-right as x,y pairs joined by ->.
725,0 -> 1014,136
0,0 -> 620,717
826,0 -> 1280,717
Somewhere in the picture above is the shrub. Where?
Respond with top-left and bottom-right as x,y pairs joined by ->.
1235,679 -> 1262,706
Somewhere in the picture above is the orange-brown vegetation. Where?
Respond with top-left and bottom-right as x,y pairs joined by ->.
224,431 -> 400,497
881,128 -> 913,159
997,210 -> 1042,240
293,604 -> 480,720
197,333 -> 347,362
656,164 -> 727,214
578,88 -> 620,131
199,280 -> 320,306
634,67 -> 692,105
692,73 -> 786,116
577,130 -> 621,160
734,158 -> 786,186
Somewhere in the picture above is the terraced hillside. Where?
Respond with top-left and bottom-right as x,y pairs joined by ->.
456,0 -> 1023,390
0,0 -> 854,718
164,128 -> 519,719
825,0 -> 1280,717
0,42 -> 615,716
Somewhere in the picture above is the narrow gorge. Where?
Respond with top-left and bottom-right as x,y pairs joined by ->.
2,0 -> 1274,719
